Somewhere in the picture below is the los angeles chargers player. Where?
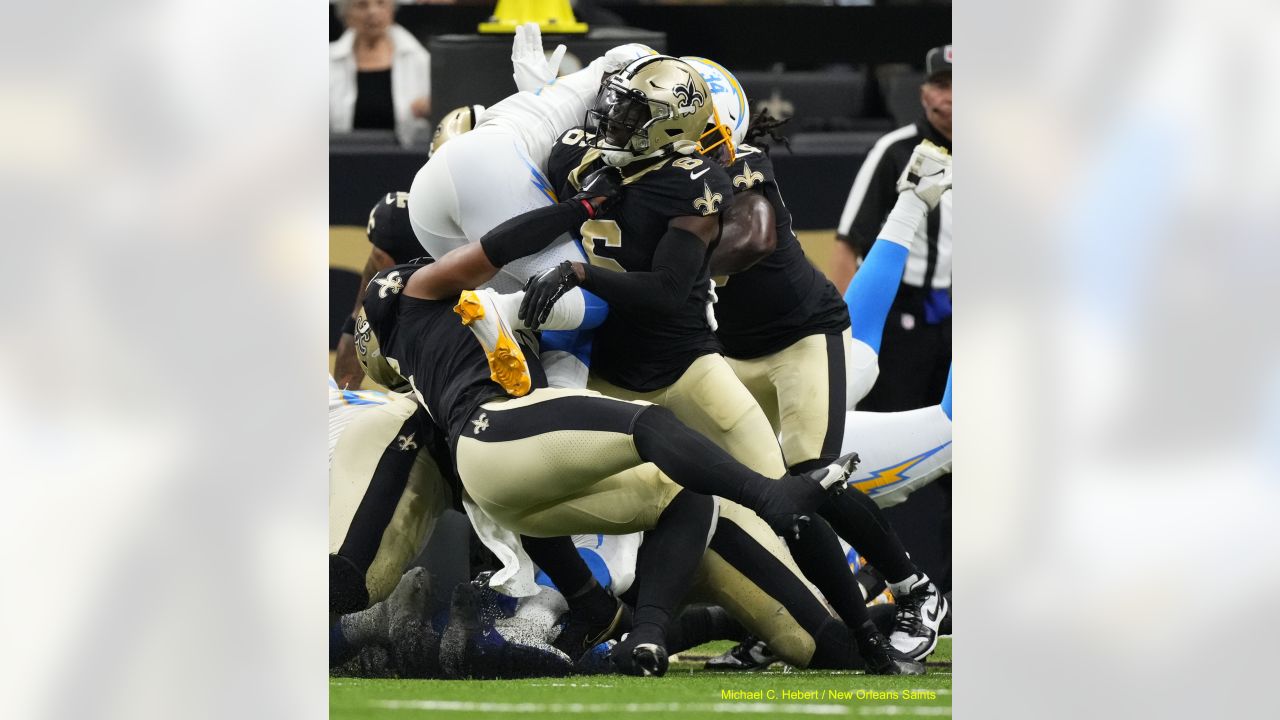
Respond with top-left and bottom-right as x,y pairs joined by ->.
406,26 -> 656,391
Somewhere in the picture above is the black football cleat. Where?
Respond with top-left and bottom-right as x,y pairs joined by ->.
861,630 -> 925,675
889,575 -> 948,660
552,596 -> 628,664
704,636 -> 778,671
609,632 -> 670,677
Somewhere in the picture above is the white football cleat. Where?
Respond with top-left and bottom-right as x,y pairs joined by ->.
888,574 -> 948,660
455,288 -> 533,397
896,140 -> 952,210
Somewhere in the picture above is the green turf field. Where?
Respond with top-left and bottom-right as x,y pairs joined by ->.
331,638 -> 951,719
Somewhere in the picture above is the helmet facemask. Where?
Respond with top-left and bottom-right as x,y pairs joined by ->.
697,105 -> 735,166
584,58 -> 714,168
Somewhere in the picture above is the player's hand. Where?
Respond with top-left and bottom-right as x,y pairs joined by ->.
571,166 -> 623,218
511,22 -> 566,93
602,43 -> 655,74
519,261 -> 582,331
896,140 -> 952,210
334,332 -> 366,390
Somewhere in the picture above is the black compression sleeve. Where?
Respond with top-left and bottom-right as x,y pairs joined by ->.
479,201 -> 590,268
580,225 -> 706,315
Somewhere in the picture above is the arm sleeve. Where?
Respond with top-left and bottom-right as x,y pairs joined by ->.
580,225 -> 706,315
836,146 -> 900,257
479,201 -> 590,268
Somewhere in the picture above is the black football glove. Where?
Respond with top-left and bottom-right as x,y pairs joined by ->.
570,166 -> 623,218
519,260 -> 582,331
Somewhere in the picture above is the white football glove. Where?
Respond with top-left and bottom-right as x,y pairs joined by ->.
511,22 -> 566,93
896,140 -> 953,210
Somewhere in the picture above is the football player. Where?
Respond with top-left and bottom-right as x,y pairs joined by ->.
684,59 -> 951,662
357,241 -> 895,673
327,366 -> 449,675
405,29 -> 657,390
334,190 -> 442,390
431,54 -> 923,672
333,103 -> 489,390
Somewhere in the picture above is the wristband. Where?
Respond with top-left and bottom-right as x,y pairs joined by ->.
341,314 -> 357,335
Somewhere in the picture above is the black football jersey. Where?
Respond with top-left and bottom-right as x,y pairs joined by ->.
362,262 -> 546,445
713,144 -> 850,359
547,128 -> 733,392
367,191 -> 428,265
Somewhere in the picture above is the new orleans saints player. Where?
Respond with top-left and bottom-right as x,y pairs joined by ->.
358,249 -> 932,673
431,55 -> 923,672
697,76 -> 950,660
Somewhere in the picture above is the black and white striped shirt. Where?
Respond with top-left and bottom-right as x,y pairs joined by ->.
836,119 -> 952,300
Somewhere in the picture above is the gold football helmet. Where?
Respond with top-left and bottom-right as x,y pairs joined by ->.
585,56 -> 717,167
353,307 -> 410,392
429,104 -> 485,158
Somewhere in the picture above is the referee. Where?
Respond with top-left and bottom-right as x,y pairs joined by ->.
833,44 -> 951,412
832,45 -> 952,592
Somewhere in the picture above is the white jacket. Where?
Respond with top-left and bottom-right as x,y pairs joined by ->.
330,24 -> 430,147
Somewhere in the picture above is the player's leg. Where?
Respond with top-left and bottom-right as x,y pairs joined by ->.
752,329 -> 944,659
689,502 -> 922,674
521,534 -> 625,660
453,389 -> 752,675
594,355 -> 898,654
458,388 -> 842,539
330,396 -> 431,611
843,405 -> 952,509
722,352 -> 783,436
330,401 -> 453,672
406,140 -> 470,261
590,353 -> 789,478
439,129 -> 609,390
488,237 -> 609,390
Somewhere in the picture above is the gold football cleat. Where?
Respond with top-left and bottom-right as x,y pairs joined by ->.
455,289 -> 532,397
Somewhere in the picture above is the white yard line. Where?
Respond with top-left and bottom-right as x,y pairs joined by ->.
369,700 -> 951,716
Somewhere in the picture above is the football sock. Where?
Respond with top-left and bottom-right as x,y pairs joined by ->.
630,405 -> 783,508
665,606 -> 746,654
818,489 -> 918,584
538,348 -> 590,389
628,490 -> 717,646
501,288 -> 608,332
521,535 -> 616,624
782,514 -> 873,631
330,620 -> 358,668
808,618 -> 861,670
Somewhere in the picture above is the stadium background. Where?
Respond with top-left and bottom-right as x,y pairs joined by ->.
327,0 -> 953,686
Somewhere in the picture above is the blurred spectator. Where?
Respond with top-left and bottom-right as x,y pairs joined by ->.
330,0 -> 431,146
832,45 -> 953,590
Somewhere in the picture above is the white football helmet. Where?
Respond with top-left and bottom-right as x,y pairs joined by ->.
681,56 -> 749,165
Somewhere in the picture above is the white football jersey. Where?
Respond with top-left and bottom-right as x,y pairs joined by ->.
327,376 -> 391,463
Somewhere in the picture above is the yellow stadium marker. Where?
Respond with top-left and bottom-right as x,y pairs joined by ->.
478,0 -> 589,34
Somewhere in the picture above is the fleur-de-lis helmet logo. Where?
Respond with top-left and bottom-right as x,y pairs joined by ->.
671,73 -> 707,114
